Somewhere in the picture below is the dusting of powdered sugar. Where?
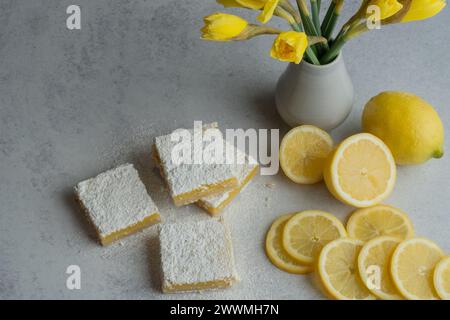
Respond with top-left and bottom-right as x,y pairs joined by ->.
154,125 -> 237,199
75,164 -> 159,238
200,143 -> 258,208
159,219 -> 238,291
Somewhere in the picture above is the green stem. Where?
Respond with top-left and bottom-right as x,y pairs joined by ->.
322,1 -> 344,40
320,36 -> 346,64
339,0 -> 369,32
321,1 -> 336,35
293,8 -> 319,56
335,16 -> 362,44
292,23 -> 321,65
311,0 -> 321,36
323,12 -> 340,40
296,0 -> 316,35
280,0 -> 301,24
317,0 -> 321,11
274,6 -> 297,25
296,1 -> 329,56
235,26 -> 282,40
320,22 -> 368,64
299,10 -> 316,36
305,47 -> 321,65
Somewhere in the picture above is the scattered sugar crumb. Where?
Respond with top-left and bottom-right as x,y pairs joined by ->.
264,196 -> 271,208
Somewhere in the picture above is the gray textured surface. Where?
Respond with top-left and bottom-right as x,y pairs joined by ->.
0,0 -> 449,300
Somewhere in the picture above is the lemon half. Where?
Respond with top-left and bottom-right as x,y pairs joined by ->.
280,125 -> 333,184
324,133 -> 397,208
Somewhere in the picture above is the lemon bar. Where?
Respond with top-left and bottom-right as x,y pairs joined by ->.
153,125 -> 238,206
196,146 -> 259,215
159,219 -> 239,293
75,164 -> 160,246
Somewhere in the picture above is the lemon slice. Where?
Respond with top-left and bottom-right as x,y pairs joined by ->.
318,238 -> 375,300
358,236 -> 403,300
347,205 -> 414,242
280,125 -> 333,184
265,214 -> 313,274
323,133 -> 396,208
433,256 -> 450,300
391,238 -> 444,300
283,210 -> 347,264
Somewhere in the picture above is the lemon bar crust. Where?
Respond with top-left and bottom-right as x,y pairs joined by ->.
162,277 -> 236,293
197,165 -> 259,215
100,213 -> 160,246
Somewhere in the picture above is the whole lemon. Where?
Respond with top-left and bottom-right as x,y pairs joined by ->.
362,91 -> 444,165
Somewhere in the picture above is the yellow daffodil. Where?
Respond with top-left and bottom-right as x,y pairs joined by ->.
201,13 -> 249,41
217,0 -> 266,9
270,31 -> 308,64
257,0 -> 281,23
368,0 -> 404,20
218,0 -> 288,24
402,0 -> 446,22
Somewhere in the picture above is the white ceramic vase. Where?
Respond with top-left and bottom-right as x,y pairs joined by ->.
275,54 -> 354,131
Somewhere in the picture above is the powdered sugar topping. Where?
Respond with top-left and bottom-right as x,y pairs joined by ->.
159,219 -> 238,290
75,164 -> 159,237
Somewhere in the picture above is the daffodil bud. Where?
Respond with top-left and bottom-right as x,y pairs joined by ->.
258,0 -> 281,23
201,13 -> 249,41
402,0 -> 446,22
368,0 -> 404,20
270,31 -> 308,64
